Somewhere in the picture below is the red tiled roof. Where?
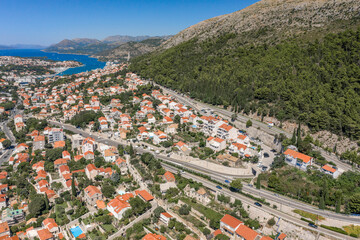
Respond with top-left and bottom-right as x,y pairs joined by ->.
284,149 -> 312,163
220,214 -> 243,229
135,190 -> 154,201
235,224 -> 259,240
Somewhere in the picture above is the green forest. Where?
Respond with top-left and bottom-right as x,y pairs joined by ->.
130,29 -> 360,140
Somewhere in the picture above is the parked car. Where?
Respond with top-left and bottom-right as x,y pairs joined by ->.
216,185 -> 222,190
308,223 -> 318,229
225,180 -> 230,183
254,202 -> 262,207
263,152 -> 269,158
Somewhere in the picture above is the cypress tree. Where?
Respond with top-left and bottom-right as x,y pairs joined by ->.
319,195 -> 325,209
129,144 -> 134,157
336,200 -> 341,213
256,175 -> 261,189
291,129 -> 296,145
296,122 -> 301,148
44,194 -> 50,210
71,174 -> 76,197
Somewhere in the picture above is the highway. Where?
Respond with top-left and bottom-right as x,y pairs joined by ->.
0,119 -> 16,166
48,120 -> 360,225
161,163 -> 356,240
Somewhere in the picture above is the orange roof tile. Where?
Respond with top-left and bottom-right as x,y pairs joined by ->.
284,149 -> 312,163
143,233 -> 166,240
322,164 -> 336,173
135,190 -> 154,201
220,214 -> 243,229
235,225 -> 259,240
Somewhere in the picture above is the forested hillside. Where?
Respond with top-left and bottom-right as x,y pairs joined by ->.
130,29 -> 360,140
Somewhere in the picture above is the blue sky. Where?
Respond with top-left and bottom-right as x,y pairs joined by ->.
0,0 -> 259,46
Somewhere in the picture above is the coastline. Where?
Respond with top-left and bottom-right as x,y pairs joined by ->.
0,49 -> 107,76
41,49 -> 106,62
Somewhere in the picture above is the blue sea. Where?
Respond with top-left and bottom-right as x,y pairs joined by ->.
0,49 -> 106,75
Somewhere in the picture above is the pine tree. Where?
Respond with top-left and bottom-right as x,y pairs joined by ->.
296,122 -> 302,148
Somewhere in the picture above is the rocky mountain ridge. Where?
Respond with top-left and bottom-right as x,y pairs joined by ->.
44,35 -> 172,59
162,0 -> 360,49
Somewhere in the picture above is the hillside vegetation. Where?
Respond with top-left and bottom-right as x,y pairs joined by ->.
131,29 -> 360,140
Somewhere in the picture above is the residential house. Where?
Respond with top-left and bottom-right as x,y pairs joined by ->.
184,185 -> 211,205
33,135 -> 45,151
217,154 -> 241,167
0,139 -> 5,150
37,228 -> 54,240
47,128 -> 64,143
206,137 -> 226,152
229,143 -> 250,158
115,157 -> 128,175
0,222 -> 10,238
283,149 -> 313,171
165,124 -> 178,135
107,197 -> 131,220
84,185 -> 103,205
162,171 -> 175,182
217,124 -> 238,141
153,130 -> 167,145
174,141 -> 191,154
220,214 -> 243,237
103,149 -> 117,162
160,212 -> 173,226
1,208 -> 25,226
42,218 -> 59,236
85,164 -> 113,181
321,165 -> 340,179
82,137 -> 95,154
135,190 -> 154,202
53,141 -> 65,149
143,233 -> 166,240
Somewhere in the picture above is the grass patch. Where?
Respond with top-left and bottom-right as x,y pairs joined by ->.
320,225 -> 348,235
293,209 -> 325,222
343,225 -> 360,237
102,224 -> 117,234
181,197 -> 222,223
89,231 -> 106,240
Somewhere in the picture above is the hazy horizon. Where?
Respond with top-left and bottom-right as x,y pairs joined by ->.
0,0 -> 259,46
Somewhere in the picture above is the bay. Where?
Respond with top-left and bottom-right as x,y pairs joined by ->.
0,49 -> 106,75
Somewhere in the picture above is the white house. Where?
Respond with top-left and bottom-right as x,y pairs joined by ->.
206,137 -> 226,152
153,130 -> 167,144
284,149 -> 313,171
321,165 -> 340,179
217,124 -> 238,141
160,212 -> 173,226
107,198 -> 131,220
